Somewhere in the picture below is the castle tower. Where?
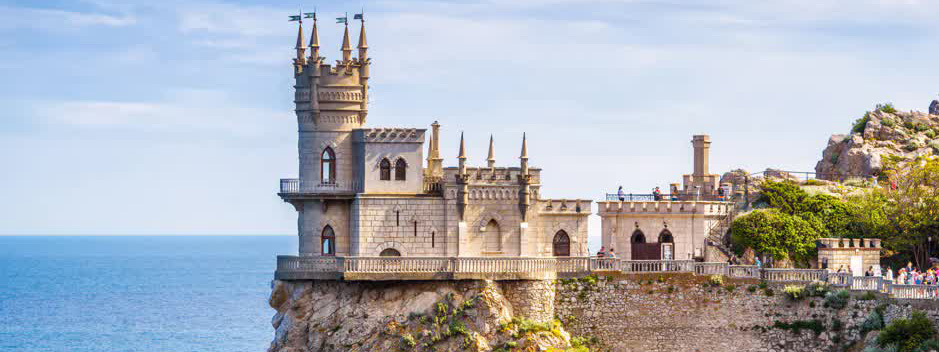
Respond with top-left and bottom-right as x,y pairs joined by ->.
288,14 -> 371,256
425,121 -> 443,179
682,134 -> 719,195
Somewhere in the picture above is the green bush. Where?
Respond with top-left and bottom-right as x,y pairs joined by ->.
913,339 -> 939,352
878,311 -> 937,352
929,141 -> 939,153
401,333 -> 417,348
764,288 -> 775,296
862,309 -> 885,334
804,281 -> 831,297
758,281 -> 768,289
882,118 -> 897,127
854,112 -> 871,134
709,275 -> 724,287
747,285 -> 758,293
905,141 -> 924,152
859,291 -> 877,301
783,285 -> 805,300
878,103 -> 897,114
825,290 -> 851,310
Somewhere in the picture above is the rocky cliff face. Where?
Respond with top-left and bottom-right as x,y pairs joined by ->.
267,280 -> 574,352
815,102 -> 939,181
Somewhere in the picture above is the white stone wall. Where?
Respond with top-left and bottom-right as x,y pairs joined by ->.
357,140 -> 424,194
350,196 -> 448,256
299,131 -> 356,188
299,199 -> 352,256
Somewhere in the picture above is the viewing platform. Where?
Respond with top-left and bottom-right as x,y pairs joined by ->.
277,179 -> 359,199
603,192 -> 732,202
273,256 -> 932,299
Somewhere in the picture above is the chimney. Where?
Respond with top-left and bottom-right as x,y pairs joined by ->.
692,135 -> 711,176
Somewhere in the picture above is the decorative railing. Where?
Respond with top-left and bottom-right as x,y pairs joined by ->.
274,256 -> 939,300
279,178 -> 360,195
604,193 -> 730,202
277,255 -> 340,272
761,269 -> 827,282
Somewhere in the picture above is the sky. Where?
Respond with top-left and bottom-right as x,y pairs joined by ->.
1,0 -> 939,242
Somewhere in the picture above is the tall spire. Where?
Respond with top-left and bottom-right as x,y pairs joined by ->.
357,14 -> 368,61
487,135 -> 495,168
458,132 -> 467,175
520,133 -> 529,175
341,14 -> 352,62
520,133 -> 529,159
294,15 -> 306,64
308,12 -> 319,61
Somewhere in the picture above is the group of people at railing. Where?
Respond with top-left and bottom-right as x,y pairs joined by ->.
610,185 -> 729,202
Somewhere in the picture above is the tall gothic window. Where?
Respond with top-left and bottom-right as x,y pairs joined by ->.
321,225 -> 336,256
321,148 -> 336,184
395,158 -> 407,181
379,158 -> 391,180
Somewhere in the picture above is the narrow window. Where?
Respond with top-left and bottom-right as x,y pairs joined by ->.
413,221 -> 417,236
321,148 -> 336,184
395,158 -> 407,180
396,211 -> 400,226
321,225 -> 336,256
379,158 -> 391,180
431,231 -> 435,248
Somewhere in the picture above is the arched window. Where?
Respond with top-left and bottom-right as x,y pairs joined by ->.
631,230 -> 646,244
379,248 -> 401,257
379,158 -> 391,181
395,158 -> 407,180
321,148 -> 336,184
553,230 -> 570,256
321,226 -> 336,256
658,229 -> 674,243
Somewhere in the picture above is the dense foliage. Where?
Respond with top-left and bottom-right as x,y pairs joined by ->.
731,181 -> 860,265
878,311 -> 937,352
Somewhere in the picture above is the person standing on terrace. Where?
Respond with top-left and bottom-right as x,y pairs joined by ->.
617,186 -> 625,202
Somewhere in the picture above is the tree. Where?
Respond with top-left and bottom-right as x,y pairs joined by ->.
876,157 -> 939,269
730,208 -> 821,266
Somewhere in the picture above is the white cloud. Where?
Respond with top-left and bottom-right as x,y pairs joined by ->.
36,89 -> 289,138
0,5 -> 135,30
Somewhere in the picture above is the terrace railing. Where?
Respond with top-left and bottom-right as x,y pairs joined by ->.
274,255 -> 939,300
279,178 -> 360,195
603,193 -> 730,202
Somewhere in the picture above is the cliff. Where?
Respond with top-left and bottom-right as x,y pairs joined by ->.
267,279 -> 577,352
268,275 -> 939,352
815,99 -> 939,181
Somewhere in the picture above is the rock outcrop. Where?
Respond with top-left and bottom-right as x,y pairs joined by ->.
267,280 -> 574,352
815,103 -> 939,181
930,99 -> 939,115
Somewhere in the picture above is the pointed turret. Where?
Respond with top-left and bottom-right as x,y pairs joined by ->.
294,18 -> 306,64
308,13 -> 319,61
487,135 -> 495,168
357,16 -> 368,61
458,132 -> 467,175
520,133 -> 529,175
341,19 -> 352,62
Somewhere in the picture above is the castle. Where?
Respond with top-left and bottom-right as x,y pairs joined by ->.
278,16 -> 591,259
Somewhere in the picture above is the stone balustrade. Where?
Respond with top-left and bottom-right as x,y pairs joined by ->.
818,237 -> 882,248
273,255 -> 939,300
278,178 -> 360,196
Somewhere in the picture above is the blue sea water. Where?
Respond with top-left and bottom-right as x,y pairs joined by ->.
0,236 -> 296,352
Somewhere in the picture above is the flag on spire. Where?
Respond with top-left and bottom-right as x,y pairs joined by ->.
336,16 -> 348,24
353,13 -> 364,20
303,12 -> 315,19
288,15 -> 301,21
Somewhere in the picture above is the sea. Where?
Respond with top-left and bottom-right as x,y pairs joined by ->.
0,235 -> 297,352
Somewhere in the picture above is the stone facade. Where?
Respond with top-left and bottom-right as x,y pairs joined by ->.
599,135 -> 733,261
281,18 -> 590,259
817,237 -> 883,275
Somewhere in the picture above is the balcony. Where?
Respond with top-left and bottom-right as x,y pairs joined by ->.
278,178 -> 359,200
603,192 -> 731,202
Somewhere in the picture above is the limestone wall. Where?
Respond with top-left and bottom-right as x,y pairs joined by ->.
350,196 -> 448,256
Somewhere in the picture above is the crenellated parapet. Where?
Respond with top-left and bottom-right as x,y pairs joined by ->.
597,200 -> 732,216
353,128 -> 424,144
540,199 -> 592,214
